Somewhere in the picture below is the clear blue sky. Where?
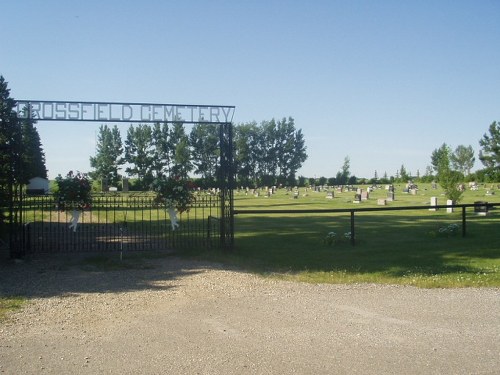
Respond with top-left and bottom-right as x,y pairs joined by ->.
2,0 -> 499,180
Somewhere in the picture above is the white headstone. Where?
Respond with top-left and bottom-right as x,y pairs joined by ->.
446,199 -> 454,213
429,197 -> 438,211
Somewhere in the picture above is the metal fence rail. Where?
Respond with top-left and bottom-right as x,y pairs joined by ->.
21,193 -> 221,254
234,202 -> 499,245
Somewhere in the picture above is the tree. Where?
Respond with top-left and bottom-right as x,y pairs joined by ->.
169,122 -> 192,178
124,124 -> 154,189
399,164 -> 409,182
336,156 -> 350,185
234,122 -> 260,186
274,117 -> 307,186
435,145 -> 464,202
17,107 -> 47,183
438,162 -> 464,203
450,145 -> 475,176
431,143 -> 450,174
0,76 -> 22,231
189,123 -> 219,185
257,119 -> 278,181
90,124 -> 123,187
478,121 -> 500,180
151,122 -> 170,178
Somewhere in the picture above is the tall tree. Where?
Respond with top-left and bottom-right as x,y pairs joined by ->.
124,124 -> 154,189
0,76 -> 21,228
430,143 -> 451,174
399,164 -> 409,182
336,156 -> 350,185
169,122 -> 192,178
189,123 -> 219,184
257,119 -> 278,180
234,121 -> 260,186
450,145 -> 475,176
19,110 -> 47,182
478,121 -> 500,180
252,117 -> 307,186
151,122 -> 170,178
433,143 -> 464,202
89,124 -> 123,187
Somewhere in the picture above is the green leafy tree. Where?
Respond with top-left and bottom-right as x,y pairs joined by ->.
169,122 -> 192,178
257,119 -> 278,181
151,122 -> 170,178
90,124 -> 123,187
172,136 -> 192,178
124,124 -> 154,190
450,145 -> 475,177
478,121 -> 500,180
436,147 -> 464,202
431,143 -> 450,175
234,121 -> 261,187
274,117 -> 307,186
189,123 -> 219,185
399,164 -> 409,182
17,107 -> 47,183
0,76 -> 22,231
336,156 -> 350,185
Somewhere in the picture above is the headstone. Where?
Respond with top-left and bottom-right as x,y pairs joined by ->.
353,194 -> 361,203
361,191 -> 369,201
446,199 -> 453,213
429,197 -> 438,211
474,201 -> 489,216
410,188 -> 417,195
122,178 -> 129,192
387,192 -> 395,201
377,198 -> 387,206
326,191 -> 333,199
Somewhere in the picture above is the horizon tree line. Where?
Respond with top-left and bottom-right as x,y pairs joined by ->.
90,117 -> 308,190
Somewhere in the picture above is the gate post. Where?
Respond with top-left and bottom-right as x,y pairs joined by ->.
219,122 -> 234,249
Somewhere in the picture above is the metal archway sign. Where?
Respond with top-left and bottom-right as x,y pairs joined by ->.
12,100 -> 235,253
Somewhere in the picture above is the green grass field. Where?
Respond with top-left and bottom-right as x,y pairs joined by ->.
185,183 -> 500,288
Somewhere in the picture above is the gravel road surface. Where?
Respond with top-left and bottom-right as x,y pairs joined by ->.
1,256 -> 499,374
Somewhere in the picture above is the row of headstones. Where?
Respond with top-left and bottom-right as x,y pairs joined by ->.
430,197 -> 490,215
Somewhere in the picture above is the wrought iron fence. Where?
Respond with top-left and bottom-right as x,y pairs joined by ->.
21,192 -> 221,254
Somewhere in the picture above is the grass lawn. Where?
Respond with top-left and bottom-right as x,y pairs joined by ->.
184,183 -> 500,288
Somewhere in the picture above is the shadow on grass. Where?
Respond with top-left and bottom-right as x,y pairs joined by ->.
225,212 -> 500,278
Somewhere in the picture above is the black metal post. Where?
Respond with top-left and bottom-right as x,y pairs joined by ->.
350,210 -> 355,246
218,122 -> 234,250
462,206 -> 466,237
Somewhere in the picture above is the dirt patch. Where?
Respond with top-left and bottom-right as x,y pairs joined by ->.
1,256 -> 499,374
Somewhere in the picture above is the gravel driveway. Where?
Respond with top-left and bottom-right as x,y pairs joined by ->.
1,255 -> 499,374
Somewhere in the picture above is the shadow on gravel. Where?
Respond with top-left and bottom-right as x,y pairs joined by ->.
0,252 -> 220,299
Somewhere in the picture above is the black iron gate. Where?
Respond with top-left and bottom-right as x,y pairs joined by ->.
5,100 -> 236,257
22,193 -> 222,254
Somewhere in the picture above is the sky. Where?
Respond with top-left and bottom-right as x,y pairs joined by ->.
1,0 -> 499,180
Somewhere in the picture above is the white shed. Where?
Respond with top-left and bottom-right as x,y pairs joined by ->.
27,177 -> 49,194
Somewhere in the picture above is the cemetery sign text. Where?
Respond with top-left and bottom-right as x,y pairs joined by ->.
15,100 -> 235,124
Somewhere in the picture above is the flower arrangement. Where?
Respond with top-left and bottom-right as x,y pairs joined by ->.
324,231 -> 353,245
430,223 -> 460,238
54,171 -> 92,212
438,224 -> 460,237
53,171 -> 92,232
151,176 -> 196,213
